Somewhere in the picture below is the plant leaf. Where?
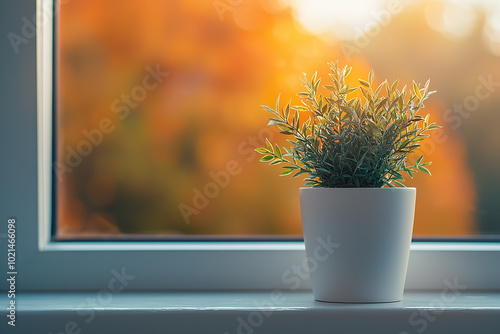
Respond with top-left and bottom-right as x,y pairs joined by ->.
280,168 -> 293,176
255,148 -> 268,154
417,165 -> 431,175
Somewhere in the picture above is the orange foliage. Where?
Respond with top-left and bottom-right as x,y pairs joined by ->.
56,0 -> 492,237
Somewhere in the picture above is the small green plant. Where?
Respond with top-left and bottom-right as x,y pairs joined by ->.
256,61 -> 441,188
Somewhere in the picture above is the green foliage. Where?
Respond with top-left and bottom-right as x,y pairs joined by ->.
256,61 -> 441,188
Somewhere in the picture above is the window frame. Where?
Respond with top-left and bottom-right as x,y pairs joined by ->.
8,0 -> 500,292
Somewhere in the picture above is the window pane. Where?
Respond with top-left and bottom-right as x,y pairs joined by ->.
55,0 -> 500,238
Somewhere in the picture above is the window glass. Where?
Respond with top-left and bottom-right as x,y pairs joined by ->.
55,0 -> 500,238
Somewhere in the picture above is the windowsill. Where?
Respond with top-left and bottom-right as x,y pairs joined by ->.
5,291 -> 500,333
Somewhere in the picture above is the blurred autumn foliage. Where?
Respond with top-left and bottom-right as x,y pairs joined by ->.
56,0 -> 500,238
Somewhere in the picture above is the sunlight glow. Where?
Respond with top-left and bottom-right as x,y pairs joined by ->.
483,6 -> 500,56
425,1 -> 477,39
286,0 -> 388,39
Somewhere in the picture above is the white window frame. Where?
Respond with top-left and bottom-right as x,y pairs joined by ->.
11,0 -> 500,291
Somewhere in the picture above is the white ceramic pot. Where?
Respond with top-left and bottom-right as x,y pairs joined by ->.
299,187 -> 416,303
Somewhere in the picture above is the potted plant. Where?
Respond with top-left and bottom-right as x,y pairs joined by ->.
256,61 -> 441,303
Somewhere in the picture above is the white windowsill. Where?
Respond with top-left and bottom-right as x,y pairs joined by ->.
4,291 -> 500,334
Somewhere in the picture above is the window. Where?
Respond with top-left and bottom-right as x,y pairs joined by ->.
54,0 -> 500,240
1,0 -> 499,292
